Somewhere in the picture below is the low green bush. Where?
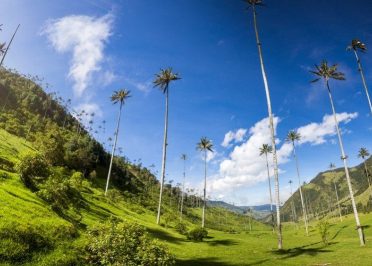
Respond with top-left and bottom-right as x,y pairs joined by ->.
317,220 -> 330,246
16,152 -> 49,190
187,227 -> 208,242
175,221 -> 188,235
85,220 -> 175,265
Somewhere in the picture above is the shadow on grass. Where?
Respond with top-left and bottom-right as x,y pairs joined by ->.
272,242 -> 334,259
332,225 -> 347,240
176,257 -> 232,266
4,189 -> 45,207
147,227 -> 184,244
206,239 -> 238,246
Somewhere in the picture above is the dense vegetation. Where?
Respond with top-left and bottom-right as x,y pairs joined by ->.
0,68 -> 258,265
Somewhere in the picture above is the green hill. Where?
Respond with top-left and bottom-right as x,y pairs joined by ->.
281,157 -> 372,222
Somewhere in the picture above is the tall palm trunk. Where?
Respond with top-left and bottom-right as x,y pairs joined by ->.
333,180 -> 343,222
353,50 -> 372,115
362,160 -> 372,202
180,160 -> 186,220
265,153 -> 275,232
105,101 -> 123,196
292,143 -> 309,235
326,80 -> 365,246
252,5 -> 282,249
0,24 -> 20,67
202,150 -> 207,228
157,87 -> 169,224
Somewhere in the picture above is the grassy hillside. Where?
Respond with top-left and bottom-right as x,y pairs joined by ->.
281,158 -> 372,222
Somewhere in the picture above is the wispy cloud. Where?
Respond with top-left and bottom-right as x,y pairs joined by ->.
42,14 -> 113,97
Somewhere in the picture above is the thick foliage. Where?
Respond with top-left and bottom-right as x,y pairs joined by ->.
16,152 -> 49,190
187,227 -> 208,242
85,220 -> 175,265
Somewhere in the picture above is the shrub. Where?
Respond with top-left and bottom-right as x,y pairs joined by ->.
317,220 -> 330,246
187,227 -> 208,242
36,167 -> 82,215
106,188 -> 124,203
163,213 -> 177,228
16,152 -> 49,190
85,220 -> 175,265
175,221 -> 188,235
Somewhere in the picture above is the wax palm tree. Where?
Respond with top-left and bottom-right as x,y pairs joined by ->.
286,130 -> 309,235
0,24 -> 20,67
180,154 -> 187,220
347,39 -> 372,115
104,89 -> 131,196
154,67 -> 181,224
197,137 -> 213,228
329,163 -> 342,222
310,60 -> 365,245
259,144 -> 275,231
358,148 -> 372,200
245,0 -> 282,249
288,180 -> 298,224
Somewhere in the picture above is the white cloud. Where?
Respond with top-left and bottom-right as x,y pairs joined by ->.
210,112 -> 358,194
74,102 -> 103,125
124,77 -> 152,94
297,112 -> 358,145
42,14 -> 113,97
221,128 -> 247,147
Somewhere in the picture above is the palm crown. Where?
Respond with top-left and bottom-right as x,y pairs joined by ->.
153,68 -> 181,93
286,130 -> 301,143
358,147 -> 370,159
348,39 -> 367,52
197,137 -> 214,152
181,154 -> 187,161
259,144 -> 272,156
110,89 -> 131,105
329,163 -> 336,170
310,60 -> 346,83
245,0 -> 264,6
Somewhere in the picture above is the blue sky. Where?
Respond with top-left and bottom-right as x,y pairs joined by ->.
1,0 -> 372,205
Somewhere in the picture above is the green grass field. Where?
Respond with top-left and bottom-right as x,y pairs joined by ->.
1,128 -> 372,265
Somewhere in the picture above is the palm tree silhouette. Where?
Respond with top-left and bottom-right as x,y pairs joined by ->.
347,39 -> 372,115
329,163 -> 342,222
154,67 -> 181,224
245,0 -> 282,249
358,148 -> 371,201
311,60 -> 365,245
105,89 -> 131,196
286,130 -> 309,235
197,137 -> 213,228
259,144 -> 275,231
180,154 -> 187,220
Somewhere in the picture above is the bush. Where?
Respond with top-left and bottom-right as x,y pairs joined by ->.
317,220 -> 330,246
106,188 -> 124,204
16,152 -> 49,190
187,227 -> 208,242
36,167 -> 82,215
175,221 -> 188,235
163,213 -> 177,228
85,220 -> 175,265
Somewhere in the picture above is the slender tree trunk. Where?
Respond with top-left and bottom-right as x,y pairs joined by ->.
180,159 -> 186,220
104,102 -> 123,196
265,153 -> 275,232
333,179 -> 343,222
157,87 -> 169,224
0,24 -> 20,67
353,50 -> 372,115
363,160 -> 372,203
202,150 -> 207,228
252,5 -> 282,249
326,80 -> 365,246
292,143 -> 309,235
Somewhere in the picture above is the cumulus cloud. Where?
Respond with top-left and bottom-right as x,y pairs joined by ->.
42,14 -> 113,97
297,112 -> 358,145
75,102 -> 103,125
210,112 -> 358,194
221,128 -> 247,147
